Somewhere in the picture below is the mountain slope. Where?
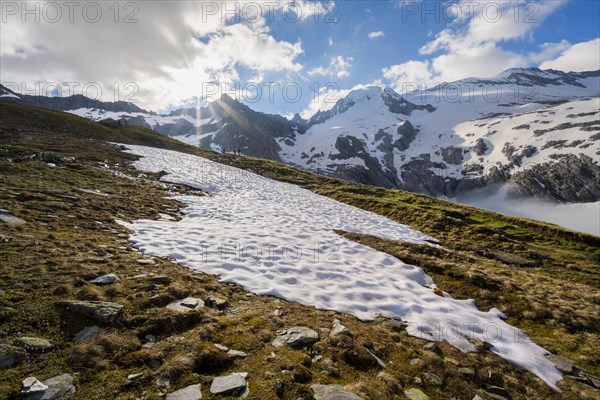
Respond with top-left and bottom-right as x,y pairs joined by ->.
1,101 -> 600,398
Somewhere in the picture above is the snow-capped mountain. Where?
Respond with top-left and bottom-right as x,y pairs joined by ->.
2,67 -> 598,202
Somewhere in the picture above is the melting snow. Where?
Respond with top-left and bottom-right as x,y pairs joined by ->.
118,144 -> 563,390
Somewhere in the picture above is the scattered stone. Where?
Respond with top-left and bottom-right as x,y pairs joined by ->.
312,355 -> 323,363
206,295 -> 228,309
459,367 -> 475,376
55,300 -> 123,323
137,259 -> 156,265
21,377 -> 48,394
210,373 -> 248,396
74,326 -> 103,342
0,209 -> 26,225
166,298 -> 204,313
364,347 -> 386,368
410,358 -> 422,366
444,357 -> 460,366
128,373 -> 143,382
273,327 -> 319,348
166,384 -> 203,400
383,318 -> 407,332
432,287 -> 444,297
0,344 -> 27,369
423,342 -> 438,352
331,319 -> 351,337
424,372 -> 442,386
311,384 -> 364,400
228,350 -> 248,358
22,374 -> 76,400
89,274 -> 120,285
14,337 -> 53,351
545,353 -> 575,374
273,308 -> 284,317
404,388 -> 429,400
214,344 -> 229,351
149,275 -> 171,285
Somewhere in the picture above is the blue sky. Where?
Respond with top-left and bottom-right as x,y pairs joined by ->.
1,0 -> 598,116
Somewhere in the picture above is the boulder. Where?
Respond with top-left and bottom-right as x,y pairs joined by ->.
89,274 -> 120,285
209,373 -> 247,396
21,377 -> 48,395
405,388 -> 429,400
330,319 -> 351,337
166,297 -> 204,313
14,337 -> 53,351
0,344 -> 27,369
22,374 -> 76,400
54,300 -> 123,323
311,384 -> 364,400
166,384 -> 202,400
273,327 -> 319,348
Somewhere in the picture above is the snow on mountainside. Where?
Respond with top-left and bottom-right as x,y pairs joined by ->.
118,143 -> 563,390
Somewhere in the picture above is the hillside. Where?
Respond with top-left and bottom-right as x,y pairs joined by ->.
1,101 -> 599,400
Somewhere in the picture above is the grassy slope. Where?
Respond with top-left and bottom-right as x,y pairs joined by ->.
1,101 -> 599,399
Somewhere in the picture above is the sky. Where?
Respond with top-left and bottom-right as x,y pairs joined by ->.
1,0 -> 599,117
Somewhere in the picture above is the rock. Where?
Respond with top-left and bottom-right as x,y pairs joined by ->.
273,327 -> 319,348
149,275 -> 171,285
166,298 -> 205,313
227,350 -> 248,358
14,337 -> 53,351
21,377 -> 48,394
0,211 -> 26,225
209,373 -> 247,396
424,372 -> 442,386
545,353 -> 575,374
74,326 -> 104,342
404,388 -> 429,400
137,259 -> 156,265
89,274 -> 120,285
311,384 -> 364,400
128,373 -> 143,382
422,342 -> 438,352
459,367 -> 475,376
206,295 -> 228,309
331,319 -> 351,337
22,374 -> 76,400
214,343 -> 229,351
364,347 -> 386,368
54,300 -> 123,323
273,308 -> 284,317
383,319 -> 406,332
166,384 -> 203,400
0,344 -> 27,369
409,358 -> 422,366
432,287 -> 444,297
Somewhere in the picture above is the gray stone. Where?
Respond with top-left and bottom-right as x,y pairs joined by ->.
227,350 -> 248,358
89,274 -> 120,285
404,388 -> 429,400
166,298 -> 204,313
22,374 -> 76,400
424,372 -> 442,386
331,319 -> 351,337
0,210 -> 26,225
272,327 -> 319,348
0,344 -> 27,369
128,373 -> 143,382
149,275 -> 171,284
74,326 -> 103,342
206,295 -> 228,309
14,337 -> 53,351
214,343 -> 229,351
209,373 -> 247,396
166,384 -> 202,400
409,358 -> 422,366
459,367 -> 475,376
383,319 -> 407,332
137,259 -> 156,265
21,377 -> 48,394
545,354 -> 575,374
311,384 -> 364,400
54,300 -> 123,323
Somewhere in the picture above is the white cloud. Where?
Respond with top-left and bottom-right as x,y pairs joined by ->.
0,1 -> 334,111
368,31 -> 385,39
528,40 -> 571,64
539,38 -> 600,72
308,56 -> 353,78
383,0 -> 568,90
